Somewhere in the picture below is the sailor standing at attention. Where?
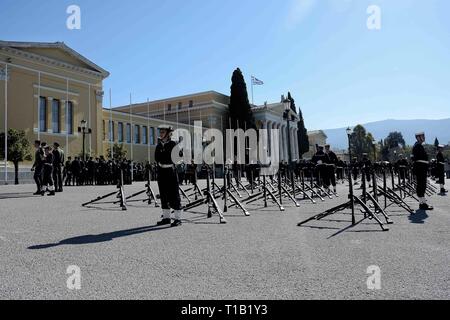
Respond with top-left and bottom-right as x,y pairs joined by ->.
155,125 -> 183,227
412,132 -> 433,211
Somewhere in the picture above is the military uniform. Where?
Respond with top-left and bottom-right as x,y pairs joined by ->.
325,145 -> 338,192
436,146 -> 447,194
312,146 -> 330,190
32,143 -> 44,195
360,154 -> 372,187
155,125 -> 182,227
52,145 -> 64,192
412,132 -> 433,210
42,148 -> 55,196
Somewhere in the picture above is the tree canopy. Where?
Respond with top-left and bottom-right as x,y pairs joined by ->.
228,68 -> 255,130
0,129 -> 32,184
349,125 -> 376,160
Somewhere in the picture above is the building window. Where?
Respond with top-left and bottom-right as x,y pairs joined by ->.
126,123 -> 131,143
52,99 -> 60,133
118,122 -> 123,143
149,127 -> 155,145
66,101 -> 73,134
103,120 -> 106,140
134,125 -> 140,144
189,100 -> 194,108
142,126 -> 148,145
109,120 -> 115,142
178,102 -> 182,110
39,97 -> 47,132
167,104 -> 172,112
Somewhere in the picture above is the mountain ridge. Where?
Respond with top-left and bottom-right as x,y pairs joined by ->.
322,118 -> 450,150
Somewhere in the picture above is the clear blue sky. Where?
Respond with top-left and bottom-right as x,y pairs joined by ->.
1,0 -> 449,130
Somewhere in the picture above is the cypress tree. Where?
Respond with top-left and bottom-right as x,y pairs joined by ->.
287,92 -> 309,158
228,68 -> 255,130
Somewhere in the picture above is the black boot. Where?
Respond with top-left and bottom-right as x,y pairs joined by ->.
171,220 -> 182,227
48,191 -> 56,196
157,218 -> 171,226
441,188 -> 448,194
419,203 -> 434,211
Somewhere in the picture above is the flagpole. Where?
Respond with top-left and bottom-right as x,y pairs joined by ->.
4,64 -> 8,185
109,89 -> 113,160
130,93 -> 134,182
251,75 -> 254,106
147,98 -> 150,162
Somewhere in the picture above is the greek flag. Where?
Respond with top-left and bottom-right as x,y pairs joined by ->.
252,76 -> 264,85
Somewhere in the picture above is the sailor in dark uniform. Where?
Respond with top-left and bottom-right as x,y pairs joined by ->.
395,154 -> 409,183
361,153 -> 372,188
312,145 -> 330,192
155,125 -> 183,227
436,145 -> 447,194
324,144 -> 338,193
412,132 -> 433,210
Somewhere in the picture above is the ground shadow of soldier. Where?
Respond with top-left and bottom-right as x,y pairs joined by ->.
408,210 -> 429,224
28,224 -> 169,250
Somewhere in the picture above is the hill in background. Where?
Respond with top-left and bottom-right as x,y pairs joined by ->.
323,119 -> 450,150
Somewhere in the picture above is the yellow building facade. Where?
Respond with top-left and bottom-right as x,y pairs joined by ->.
0,41 -> 195,166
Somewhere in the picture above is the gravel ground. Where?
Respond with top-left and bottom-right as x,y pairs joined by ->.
0,179 -> 449,300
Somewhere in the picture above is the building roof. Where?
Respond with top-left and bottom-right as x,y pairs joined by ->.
0,40 -> 110,78
112,90 -> 229,111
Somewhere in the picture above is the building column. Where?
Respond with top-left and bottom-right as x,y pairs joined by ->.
60,100 -> 67,134
47,97 -> 53,133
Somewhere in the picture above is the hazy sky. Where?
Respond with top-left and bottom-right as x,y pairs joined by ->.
1,0 -> 449,130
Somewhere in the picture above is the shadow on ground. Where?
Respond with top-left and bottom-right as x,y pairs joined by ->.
28,224 -> 168,250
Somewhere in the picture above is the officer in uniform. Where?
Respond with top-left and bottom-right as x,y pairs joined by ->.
52,142 -> 65,192
42,145 -> 55,196
31,140 -> 44,195
155,125 -> 183,227
436,145 -> 447,194
412,132 -> 433,210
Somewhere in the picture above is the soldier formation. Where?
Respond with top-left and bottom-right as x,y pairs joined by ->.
31,130 -> 448,215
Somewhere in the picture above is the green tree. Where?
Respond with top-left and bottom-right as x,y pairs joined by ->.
0,129 -> 32,185
228,68 -> 255,130
349,125 -> 375,160
107,143 -> 128,160
287,92 -> 297,114
287,92 -> 309,158
381,131 -> 406,161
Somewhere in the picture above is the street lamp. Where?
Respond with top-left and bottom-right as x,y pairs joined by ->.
346,127 -> 356,225
78,120 -> 92,162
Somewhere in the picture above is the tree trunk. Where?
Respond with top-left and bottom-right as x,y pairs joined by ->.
14,161 -> 19,185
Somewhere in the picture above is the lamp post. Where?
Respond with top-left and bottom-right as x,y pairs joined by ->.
346,127 -> 356,225
78,120 -> 92,162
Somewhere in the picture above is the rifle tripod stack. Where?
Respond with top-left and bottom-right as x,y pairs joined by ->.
121,172 -> 159,207
298,162 -> 390,231
182,163 -> 228,224
82,168 -> 127,211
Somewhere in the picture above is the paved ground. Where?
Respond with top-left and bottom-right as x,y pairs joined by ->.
0,179 -> 449,300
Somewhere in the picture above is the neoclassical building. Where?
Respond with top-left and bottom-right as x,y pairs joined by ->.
113,92 -> 303,162
1,40 -> 311,173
